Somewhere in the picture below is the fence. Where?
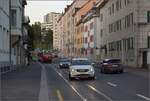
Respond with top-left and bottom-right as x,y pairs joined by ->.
0,62 -> 17,75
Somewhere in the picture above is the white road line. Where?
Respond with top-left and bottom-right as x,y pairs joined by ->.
38,63 -> 49,101
136,94 -> 150,101
53,68 -> 87,101
87,84 -> 113,101
107,82 -> 117,87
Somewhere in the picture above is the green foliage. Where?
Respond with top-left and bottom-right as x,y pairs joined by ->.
42,29 -> 53,49
28,22 -> 53,50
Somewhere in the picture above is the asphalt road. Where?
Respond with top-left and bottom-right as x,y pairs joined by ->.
44,63 -> 149,101
1,62 -> 150,101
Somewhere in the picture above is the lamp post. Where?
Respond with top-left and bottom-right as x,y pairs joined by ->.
9,0 -> 11,65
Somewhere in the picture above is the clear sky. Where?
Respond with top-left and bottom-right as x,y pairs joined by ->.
25,0 -> 73,24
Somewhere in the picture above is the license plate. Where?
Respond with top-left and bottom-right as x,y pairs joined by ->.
113,65 -> 118,67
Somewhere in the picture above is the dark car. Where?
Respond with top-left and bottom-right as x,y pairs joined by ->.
59,59 -> 71,68
100,59 -> 123,73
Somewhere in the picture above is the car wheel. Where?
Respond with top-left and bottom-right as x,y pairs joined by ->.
91,76 -> 96,80
101,68 -> 104,73
59,66 -> 62,69
69,74 -> 74,81
119,70 -> 124,73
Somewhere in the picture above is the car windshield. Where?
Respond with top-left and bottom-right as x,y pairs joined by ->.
60,59 -> 70,62
72,60 -> 91,65
104,59 -> 121,63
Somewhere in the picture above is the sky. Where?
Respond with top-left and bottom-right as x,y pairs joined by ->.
25,0 -> 73,24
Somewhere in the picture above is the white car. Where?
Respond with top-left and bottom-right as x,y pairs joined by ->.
69,58 -> 95,80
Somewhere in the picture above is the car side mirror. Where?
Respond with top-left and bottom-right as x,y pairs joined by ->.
92,63 -> 95,65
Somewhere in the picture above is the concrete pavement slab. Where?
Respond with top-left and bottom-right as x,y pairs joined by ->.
0,62 -> 41,101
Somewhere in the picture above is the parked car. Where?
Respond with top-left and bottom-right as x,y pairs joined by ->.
59,59 -> 71,68
100,59 -> 123,73
69,58 -> 95,80
39,54 -> 52,63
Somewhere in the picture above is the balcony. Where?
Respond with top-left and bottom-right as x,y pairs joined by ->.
11,27 -> 22,36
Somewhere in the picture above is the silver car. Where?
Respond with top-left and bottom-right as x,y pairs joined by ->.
69,58 -> 95,80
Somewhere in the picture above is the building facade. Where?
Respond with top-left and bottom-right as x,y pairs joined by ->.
82,8 -> 100,61
0,0 -> 28,71
57,0 -> 88,57
43,12 -> 61,50
74,0 -> 97,58
0,0 -> 10,65
96,0 -> 150,68
11,0 -> 27,65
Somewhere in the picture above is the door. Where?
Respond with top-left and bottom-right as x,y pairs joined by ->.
142,51 -> 147,68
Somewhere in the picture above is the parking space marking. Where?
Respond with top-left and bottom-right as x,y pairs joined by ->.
136,94 -> 150,101
87,84 -> 113,101
56,90 -> 64,101
107,82 -> 117,87
52,67 -> 87,101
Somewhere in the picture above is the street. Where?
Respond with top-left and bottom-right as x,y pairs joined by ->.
1,62 -> 150,101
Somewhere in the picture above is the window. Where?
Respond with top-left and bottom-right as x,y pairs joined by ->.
147,11 -> 150,23
116,0 -> 119,11
11,9 -> 17,27
100,13 -> 103,21
90,35 -> 94,42
148,36 -> 150,48
90,22 -> 94,29
81,26 -> 84,32
124,0 -> 131,6
100,29 -> 103,37
112,3 -> 115,14
119,40 -> 122,51
108,7 -> 111,15
125,13 -> 133,28
85,37 -> 87,43
119,19 -> 122,30
119,0 -> 122,9
91,48 -> 93,54
130,13 -> 134,24
85,26 -> 88,32
124,0 -> 127,6
130,37 -> 134,49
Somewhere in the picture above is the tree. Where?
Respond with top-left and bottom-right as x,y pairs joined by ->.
27,22 -> 53,50
45,29 -> 53,49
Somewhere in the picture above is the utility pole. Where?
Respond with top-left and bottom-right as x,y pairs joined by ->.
9,0 -> 11,65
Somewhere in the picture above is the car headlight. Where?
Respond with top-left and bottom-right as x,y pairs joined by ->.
60,64 -> 63,66
90,68 -> 94,72
71,69 -> 75,72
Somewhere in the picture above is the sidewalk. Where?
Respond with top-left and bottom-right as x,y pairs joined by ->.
0,62 -> 41,101
124,67 -> 149,78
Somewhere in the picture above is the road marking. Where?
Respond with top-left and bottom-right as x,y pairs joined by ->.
87,84 -> 113,101
56,90 -> 64,101
38,63 -> 49,101
107,82 -> 117,87
53,68 -> 87,101
136,94 -> 150,101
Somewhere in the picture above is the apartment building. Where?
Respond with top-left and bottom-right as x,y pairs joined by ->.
11,0 -> 27,65
96,0 -> 150,68
41,23 -> 53,32
43,12 -> 61,50
57,0 -> 88,57
0,0 -> 10,65
81,6 -> 101,61
0,0 -> 28,69
74,0 -> 97,58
